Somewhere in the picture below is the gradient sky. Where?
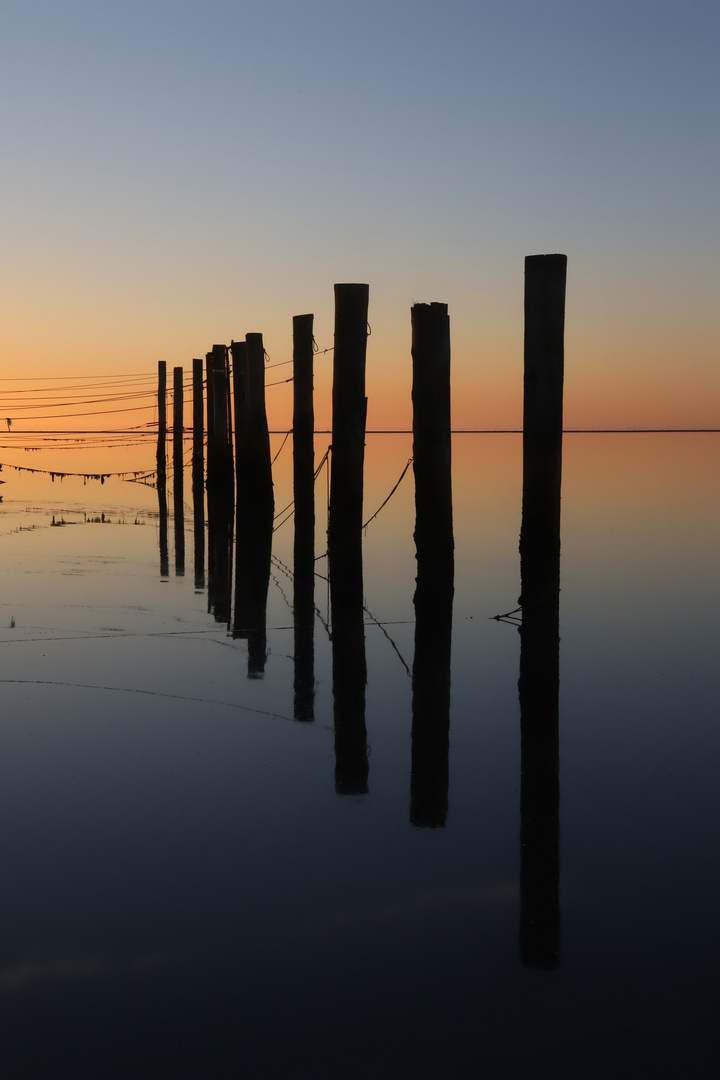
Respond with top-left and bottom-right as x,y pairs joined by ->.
1,0 -> 718,434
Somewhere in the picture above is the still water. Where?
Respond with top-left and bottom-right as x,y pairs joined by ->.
0,434 -> 718,1078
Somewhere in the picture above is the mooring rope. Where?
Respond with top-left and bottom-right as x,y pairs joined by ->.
362,457 -> 413,530
271,430 -> 291,465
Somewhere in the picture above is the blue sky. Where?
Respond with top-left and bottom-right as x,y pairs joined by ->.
1,0 -> 718,428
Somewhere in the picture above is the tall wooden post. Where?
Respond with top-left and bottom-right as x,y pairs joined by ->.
205,352 -> 215,485
209,344 -> 233,492
192,359 -> 204,479
230,340 -> 249,492
192,358 -> 205,590
173,366 -> 185,576
410,301 -> 454,826
328,284 -> 369,793
518,252 -> 566,970
520,253 -> 566,600
411,302 -> 453,572
245,332 -> 274,514
293,313 -> 315,722
156,361 -> 167,488
328,284 -> 369,555
158,484 -> 169,580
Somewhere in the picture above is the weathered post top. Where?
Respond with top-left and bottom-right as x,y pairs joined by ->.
523,254 -> 567,438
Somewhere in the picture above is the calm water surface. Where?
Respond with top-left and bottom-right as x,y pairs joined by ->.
0,434 -> 718,1078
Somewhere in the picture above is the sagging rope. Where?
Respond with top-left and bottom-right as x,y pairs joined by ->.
362,457 -> 413,530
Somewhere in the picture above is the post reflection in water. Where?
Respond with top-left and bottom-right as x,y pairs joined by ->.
517,253 -> 565,970
328,284 -> 369,794
192,466 -> 205,592
410,547 -> 453,827
207,489 -> 233,626
518,433 -> 561,969
192,358 -> 205,591
173,474 -> 185,578
410,301 -> 454,827
157,477 -> 169,580
329,556 -> 368,794
233,498 -> 272,678
292,313 -> 316,722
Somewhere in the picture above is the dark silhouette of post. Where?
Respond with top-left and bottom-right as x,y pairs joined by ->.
192,358 -> 205,590
411,302 -> 453,572
158,483 -> 169,580
293,314 -> 315,721
410,302 -> 454,826
156,361 -> 167,489
192,358 -> 204,479
230,340 -> 249,493
208,345 -> 234,494
231,341 -> 249,640
205,352 -> 215,483
205,346 -> 234,623
245,333 -> 274,516
518,253 -> 566,970
328,284 -> 368,559
207,487 -> 234,625
173,366 -> 185,576
328,285 -> 369,794
232,334 -> 273,677
156,360 -> 169,578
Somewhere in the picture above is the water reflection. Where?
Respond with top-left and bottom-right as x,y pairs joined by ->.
292,313 -> 316,722
410,558 -> 453,826
157,479 -> 169,581
233,497 -> 272,678
329,538 -> 368,794
192,465 -> 205,591
518,429 -> 562,970
207,489 -> 233,625
173,481 -> 185,578
7,433 -> 718,1077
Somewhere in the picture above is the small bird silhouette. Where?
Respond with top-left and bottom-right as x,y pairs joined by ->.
6,418 -> 11,431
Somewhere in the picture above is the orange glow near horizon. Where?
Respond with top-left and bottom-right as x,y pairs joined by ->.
1,283 -> 717,485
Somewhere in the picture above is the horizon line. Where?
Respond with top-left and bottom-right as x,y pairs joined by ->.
3,428 -> 719,436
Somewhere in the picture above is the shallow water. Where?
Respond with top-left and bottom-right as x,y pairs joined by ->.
0,434 -> 718,1078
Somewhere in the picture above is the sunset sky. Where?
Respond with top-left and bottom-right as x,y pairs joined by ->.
1,0 -> 718,440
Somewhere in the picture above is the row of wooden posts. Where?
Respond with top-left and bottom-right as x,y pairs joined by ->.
155,252 -> 565,586
155,255 -> 566,970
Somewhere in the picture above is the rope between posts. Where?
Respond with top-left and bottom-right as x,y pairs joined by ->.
271,430 -> 291,465
272,444 -> 331,532
362,457 -> 413,530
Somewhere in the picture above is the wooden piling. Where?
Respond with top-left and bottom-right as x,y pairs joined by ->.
410,302 -> 454,825
328,284 -> 369,553
173,366 -> 184,480
293,314 -> 315,721
523,254 -> 566,442
293,313 -> 314,535
173,366 -> 185,576
411,301 -> 453,574
192,358 -> 204,479
327,286 -> 369,788
517,252 -> 566,969
520,253 -> 566,606
156,360 -> 167,488
205,352 -> 215,480
192,358 -> 205,590
209,344 -> 234,492
245,332 -> 274,514
230,340 -> 249,493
